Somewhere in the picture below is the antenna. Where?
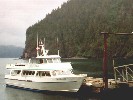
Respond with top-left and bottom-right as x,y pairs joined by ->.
37,33 -> 38,47
57,37 -> 59,55
36,33 -> 39,57
44,38 -> 45,49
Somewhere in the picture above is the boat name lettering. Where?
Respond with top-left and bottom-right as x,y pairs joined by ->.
56,78 -> 66,80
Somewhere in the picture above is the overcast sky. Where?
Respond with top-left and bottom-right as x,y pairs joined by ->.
0,0 -> 68,48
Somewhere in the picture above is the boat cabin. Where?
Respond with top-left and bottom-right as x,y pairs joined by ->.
8,69 -> 73,78
38,58 -> 61,63
29,57 -> 61,64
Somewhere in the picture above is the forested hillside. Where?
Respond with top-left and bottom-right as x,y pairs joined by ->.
23,0 -> 133,58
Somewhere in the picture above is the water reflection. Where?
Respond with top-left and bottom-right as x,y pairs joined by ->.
5,87 -> 78,100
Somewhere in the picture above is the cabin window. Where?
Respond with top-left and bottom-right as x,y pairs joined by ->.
22,71 -> 35,76
39,59 -> 47,64
17,70 -> 21,74
11,70 -> 21,76
39,59 -> 43,63
29,71 -> 32,75
56,58 -> 61,63
32,71 -> 35,75
36,71 -> 41,76
26,71 -> 28,75
43,59 -> 47,63
42,72 -> 46,76
36,71 -> 51,77
52,58 -> 59,63
45,71 -> 51,76
46,59 -> 53,63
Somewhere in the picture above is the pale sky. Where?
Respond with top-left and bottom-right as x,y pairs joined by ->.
0,0 -> 68,47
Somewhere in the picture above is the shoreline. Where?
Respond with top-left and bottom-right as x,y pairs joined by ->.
61,57 -> 88,60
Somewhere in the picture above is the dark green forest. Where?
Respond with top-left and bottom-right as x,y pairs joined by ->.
23,0 -> 133,58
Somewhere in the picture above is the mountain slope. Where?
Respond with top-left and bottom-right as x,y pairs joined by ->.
0,45 -> 23,58
23,0 -> 133,58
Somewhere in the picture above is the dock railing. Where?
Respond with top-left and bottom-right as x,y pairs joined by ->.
113,62 -> 133,84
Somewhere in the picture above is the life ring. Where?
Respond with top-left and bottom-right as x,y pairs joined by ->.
52,70 -> 56,76
70,69 -> 73,74
83,79 -> 86,83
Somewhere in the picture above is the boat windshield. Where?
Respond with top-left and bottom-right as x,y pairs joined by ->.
52,58 -> 61,63
46,59 -> 53,63
46,58 -> 61,63
39,59 -> 47,63
37,58 -> 61,64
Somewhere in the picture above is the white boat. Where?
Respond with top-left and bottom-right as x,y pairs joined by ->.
5,36 -> 87,92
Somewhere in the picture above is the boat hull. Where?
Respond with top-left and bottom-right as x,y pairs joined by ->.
5,78 -> 83,92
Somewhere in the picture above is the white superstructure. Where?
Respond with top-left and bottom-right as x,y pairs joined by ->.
5,36 -> 87,92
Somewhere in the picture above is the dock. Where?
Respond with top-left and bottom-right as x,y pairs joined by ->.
82,63 -> 133,93
83,77 -> 133,91
78,76 -> 133,100
78,63 -> 133,99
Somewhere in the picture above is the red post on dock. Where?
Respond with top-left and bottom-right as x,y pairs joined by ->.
101,32 -> 133,89
101,32 -> 109,89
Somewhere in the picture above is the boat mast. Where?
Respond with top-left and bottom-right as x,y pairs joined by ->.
36,33 -> 39,57
44,38 -> 45,50
57,37 -> 59,55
